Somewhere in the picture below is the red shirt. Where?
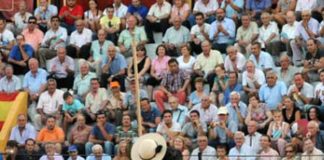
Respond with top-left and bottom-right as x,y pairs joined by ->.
59,5 -> 83,25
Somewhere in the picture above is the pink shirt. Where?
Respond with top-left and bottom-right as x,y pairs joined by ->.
259,148 -> 279,160
22,28 -> 44,51
170,3 -> 190,21
152,56 -> 171,76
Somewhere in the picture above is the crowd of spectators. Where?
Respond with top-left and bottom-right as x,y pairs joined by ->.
0,0 -> 324,159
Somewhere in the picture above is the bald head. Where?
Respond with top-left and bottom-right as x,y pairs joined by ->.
286,11 -> 296,24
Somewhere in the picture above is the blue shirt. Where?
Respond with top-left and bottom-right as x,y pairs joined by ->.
86,154 -> 111,160
91,123 -> 116,141
127,5 -> 149,19
246,0 -> 272,12
215,120 -> 238,143
189,91 -> 209,106
172,105 -> 188,127
101,53 -> 127,75
221,0 -> 244,18
225,101 -> 248,125
259,81 -> 287,110
249,51 -> 275,70
223,83 -> 243,105
9,44 -> 34,60
34,4 -> 58,21
63,99 -> 85,114
141,106 -> 161,124
23,68 -> 48,94
209,18 -> 236,44
9,123 -> 37,145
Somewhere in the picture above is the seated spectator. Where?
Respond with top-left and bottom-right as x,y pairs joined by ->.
85,78 -> 108,123
224,46 -> 246,73
69,114 -> 92,155
157,110 -> 182,141
189,0 -> 218,26
169,0 -> 190,28
209,8 -> 236,53
58,0 -> 83,35
34,0 -> 58,32
162,16 -> 190,56
66,19 -> 92,59
144,0 -> 171,43
245,93 -> 272,134
140,98 -> 161,132
225,91 -> 248,130
266,110 -> 290,156
127,0 -> 149,24
115,114 -> 138,146
39,142 -> 64,160
244,120 -> 262,155
282,143 -> 298,160
67,145 -> 85,160
85,111 -> 116,156
314,70 -> 324,107
146,44 -> 170,100
84,0 -> 102,32
303,38 -> 324,82
154,58 -> 190,111
228,131 -> 253,160
287,73 -> 314,111
209,107 -> 237,149
100,5 -> 121,44
72,61 -> 97,103
172,136 -> 190,160
210,64 -> 228,106
113,140 -> 130,160
306,121 -> 324,151
118,15 -> 147,57
307,107 -> 324,130
249,42 -> 275,72
100,44 -> 127,91
9,114 -> 36,147
106,81 -> 127,125
220,0 -> 244,23
301,138 -> 324,160
168,96 -> 188,127
0,65 -> 21,93
216,145 -> 228,160
190,12 -> 211,54
235,13 -> 259,55
9,1 -> 32,35
16,138 -> 41,160
62,91 -> 84,133
36,116 -> 65,146
259,135 -> 279,160
259,70 -> 287,110
86,144 -> 111,160
291,10 -> 319,66
21,16 -> 44,52
275,54 -> 299,87
272,0 -> 296,26
319,9 -> 324,46
245,0 -> 272,22
3,140 -> 19,160
190,95 -> 218,125
295,0 -> 318,15
281,96 -> 301,130
38,16 -> 67,68
188,77 -> 208,108
258,12 -> 280,52
127,44 -> 151,82
181,110 -> 207,148
8,34 -> 34,75
190,135 -> 216,160
109,0 -> 128,26
48,47 -> 75,89
242,60 -> 266,95
0,18 -> 15,60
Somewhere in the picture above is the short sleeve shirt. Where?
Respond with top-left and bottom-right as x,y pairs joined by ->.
91,123 -> 116,140
63,99 -> 85,114
141,107 -> 161,124
59,5 -> 84,25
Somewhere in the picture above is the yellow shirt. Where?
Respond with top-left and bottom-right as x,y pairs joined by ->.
100,16 -> 121,31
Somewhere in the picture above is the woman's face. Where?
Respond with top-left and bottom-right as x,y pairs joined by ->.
181,47 -> 190,56
175,0 -> 182,7
173,138 -> 184,150
119,142 -> 127,153
249,96 -> 259,107
195,82 -> 203,91
309,108 -> 318,120
215,67 -> 225,77
283,98 -> 293,108
285,146 -> 295,158
157,46 -> 166,57
89,0 -> 97,9
136,48 -> 145,57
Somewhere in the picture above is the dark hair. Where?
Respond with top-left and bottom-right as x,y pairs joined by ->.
156,44 -> 167,56
162,147 -> 182,160
190,110 -> 200,117
251,42 -> 261,48
51,16 -> 60,22
194,77 -> 204,84
180,43 -> 192,52
28,16 -> 37,22
106,5 -> 114,9
307,106 -> 321,121
96,111 -> 106,118
140,97 -> 150,104
248,92 -> 260,101
162,110 -> 173,119
228,71 -> 238,79
89,0 -> 98,4
63,91 -> 73,100
293,72 -> 303,79
216,144 -> 227,152
6,140 -> 18,148
47,115 -> 56,121
90,77 -> 100,83
25,138 -> 35,145
307,38 -> 319,46
168,58 -> 178,65
0,17 -> 6,23
136,44 -> 147,56
195,12 -> 204,18
262,135 -> 271,142
241,12 -> 250,19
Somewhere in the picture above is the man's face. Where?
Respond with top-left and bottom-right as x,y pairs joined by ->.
76,22 -> 84,33
307,123 -> 318,136
228,73 -> 237,86
304,140 -> 314,153
280,57 -> 290,69
247,122 -> 257,134
173,18 -> 181,29
107,8 -> 114,18
190,112 -> 199,121
227,48 -> 237,61
218,114 -> 227,122
65,96 -> 73,105
266,74 -> 277,87
122,116 -> 131,126
46,118 -> 55,130
216,9 -> 225,21
251,44 -> 261,56
230,95 -> 239,104
307,40 -> 317,53
27,19 -> 37,30
241,16 -> 250,27
163,113 -> 172,124
25,140 -> 35,152
80,65 -> 89,75
108,47 -> 116,58
0,20 -> 6,31
286,13 -> 295,24
294,75 -> 304,88
169,98 -> 178,109
29,60 -> 38,73
246,62 -> 254,72
17,116 -> 27,128
260,136 -> 270,149
93,149 -> 103,158
76,116 -> 86,126
201,97 -> 210,109
168,62 -> 179,73
127,17 -> 136,29
195,15 -> 204,25
16,36 -> 24,45
234,135 -> 244,147
47,81 -> 56,93
140,100 -> 150,112
91,80 -> 100,91
96,114 -> 106,123
217,148 -> 226,157
132,0 -> 140,7
302,13 -> 311,22
5,67 -> 13,78
261,15 -> 270,25
57,49 -> 66,61
197,137 -> 208,150
51,18 -> 60,28
67,0 -> 76,7
19,2 -> 26,12
201,42 -> 211,54
98,31 -> 107,41
40,0 -> 48,6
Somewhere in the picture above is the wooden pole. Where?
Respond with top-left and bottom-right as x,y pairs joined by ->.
132,40 -> 143,136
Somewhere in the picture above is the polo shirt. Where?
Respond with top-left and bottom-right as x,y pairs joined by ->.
59,5 -> 84,25
295,0 -> 317,11
127,5 -> 149,19
101,53 -> 127,75
141,106 -> 161,124
36,89 -> 64,115
118,27 -> 147,50
23,68 -> 48,94
9,44 -> 34,61
9,123 -> 37,145
22,28 -> 44,51
0,75 -> 21,93
236,22 -> 259,42
162,26 -> 190,46
224,52 -> 246,72
190,104 -> 218,124
258,22 -> 280,48
182,121 -> 208,140
85,88 -> 108,113
249,51 -> 275,70
42,27 -> 68,49
69,28 -> 92,47
259,81 -> 287,110
91,123 -> 116,141
156,121 -> 181,138
73,72 -> 97,96
63,99 -> 84,115
287,82 -> 314,110
194,50 -> 224,75
37,126 -> 65,142
190,23 -> 211,42
0,29 -> 15,46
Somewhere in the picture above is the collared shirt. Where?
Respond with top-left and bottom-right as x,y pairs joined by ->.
225,101 -> 248,125
118,26 -> 147,50
259,81 -> 287,110
9,44 -> 34,61
224,52 -> 246,72
287,82 -> 314,110
69,28 -> 92,47
275,66 -> 300,87
23,68 -> 48,94
151,56 -> 171,76
236,22 -> 259,42
37,126 -> 65,143
190,23 -> 211,42
259,148 -> 280,160
190,104 -> 218,124
49,56 -> 75,78
295,18 -> 319,41
244,132 -> 262,155
314,82 -> 324,105
242,69 -> 266,89
86,154 -> 111,160
221,0 -> 244,18
63,99 -> 84,115
229,144 -> 255,160
22,28 -> 44,51
281,21 -> 298,40
194,50 -> 224,75
147,1 -> 171,18
91,123 -> 116,141
13,12 -> 32,30
34,4 -> 58,21
258,22 -> 280,48
182,121 -> 207,141
190,146 -> 216,160
214,120 -> 238,143
9,123 -> 37,145
0,29 -> 15,47
171,105 -> 188,127
115,126 -> 138,142
295,0 -> 317,11
90,40 -> 114,61
0,75 -> 21,93
101,53 -> 127,75
249,51 -> 275,70
70,125 -> 92,144
193,0 -> 218,14
113,3 -> 128,18
100,16 -> 121,31
301,148 -> 324,160
223,83 -> 243,105
37,89 -> 64,115
160,69 -> 190,93
107,91 -> 126,110
246,0 -> 272,12
85,88 -> 108,113
162,26 -> 190,47
157,121 -> 181,139
39,153 -> 64,160
42,27 -> 68,49
141,106 -> 161,124
59,5 -> 84,25
209,18 -> 236,44
73,72 -> 97,96
127,5 -> 149,19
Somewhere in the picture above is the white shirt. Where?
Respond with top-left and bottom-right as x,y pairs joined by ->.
224,52 -> 246,72
42,27 -> 67,49
156,121 -> 182,137
13,12 -> 32,29
36,89 -> 64,115
49,56 -> 75,78
301,148 -> 324,160
190,103 -> 218,124
176,56 -> 196,73
314,82 -> 324,105
242,69 -> 266,89
249,51 -> 275,70
229,144 -> 255,160
147,1 -> 172,19
69,28 -> 92,47
244,132 -> 262,155
190,146 -> 216,160
258,21 -> 280,48
67,156 -> 85,160
0,75 -> 21,93
190,23 -> 211,42
281,21 -> 298,40
0,29 -> 15,45
295,0 -> 317,11
193,0 -> 218,14
114,3 -> 128,18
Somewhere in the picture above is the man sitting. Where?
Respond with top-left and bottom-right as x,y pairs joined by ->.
9,114 -> 36,148
0,65 -> 21,93
36,116 -> 65,147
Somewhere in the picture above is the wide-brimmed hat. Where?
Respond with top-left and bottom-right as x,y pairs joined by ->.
131,133 -> 167,160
